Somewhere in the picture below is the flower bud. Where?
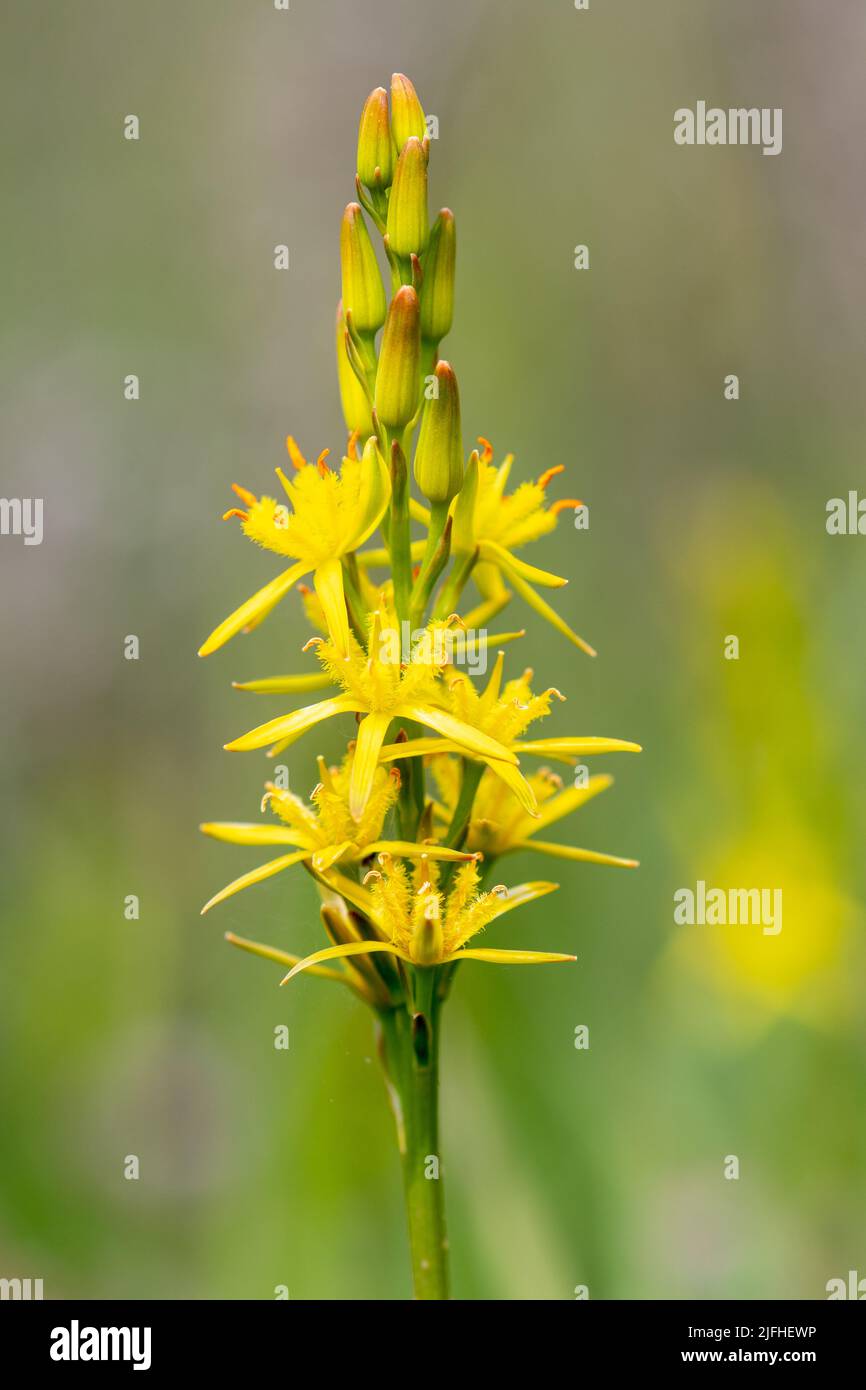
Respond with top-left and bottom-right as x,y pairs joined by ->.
340,203 -> 386,335
335,302 -> 373,437
391,73 -> 426,153
413,360 -> 463,505
419,209 -> 455,343
357,86 -> 394,190
374,286 -> 421,431
386,137 -> 428,258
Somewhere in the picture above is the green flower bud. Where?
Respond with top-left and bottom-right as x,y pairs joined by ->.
335,301 -> 373,438
413,360 -> 463,505
391,73 -> 426,153
340,203 -> 386,336
386,137 -> 428,258
357,86 -> 394,190
374,285 -> 421,431
420,209 -> 455,344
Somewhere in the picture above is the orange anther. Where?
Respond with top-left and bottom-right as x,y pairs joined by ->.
347,430 -> 360,460
231,483 -> 257,505
222,508 -> 248,522
286,435 -> 307,470
537,465 -> 565,489
550,497 -> 582,516
477,435 -> 494,463
316,448 -> 331,476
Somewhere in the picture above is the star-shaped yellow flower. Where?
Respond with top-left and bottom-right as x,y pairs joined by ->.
222,608 -> 532,821
198,434 -> 390,659
430,758 -> 638,869
200,754 -> 478,914
376,653 -> 640,815
280,854 -> 573,983
439,439 -> 595,653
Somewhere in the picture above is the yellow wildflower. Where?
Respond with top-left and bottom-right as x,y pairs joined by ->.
200,754 -> 478,914
431,759 -> 638,869
223,607 -> 532,820
198,434 -> 390,659
444,439 -> 595,653
377,652 -> 641,813
280,855 -> 573,982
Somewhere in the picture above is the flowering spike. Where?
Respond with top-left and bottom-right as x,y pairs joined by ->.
200,72 -> 640,1304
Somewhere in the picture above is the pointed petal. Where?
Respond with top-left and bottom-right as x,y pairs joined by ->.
363,840 -> 479,863
379,736 -> 451,761
199,822 -> 312,848
482,756 -> 539,816
505,568 -> 597,657
527,775 -> 613,834
395,703 -> 518,765
444,947 -> 576,966
348,442 -> 392,550
357,539 -> 426,568
315,867 -> 379,921
200,850 -> 309,914
281,939 -> 409,984
224,931 -> 356,985
349,712 -> 392,819
198,560 -> 310,657
447,629 -> 525,664
480,879 -> 559,926
459,591 -> 513,628
314,558 -> 351,655
232,672 -> 334,694
515,839 -> 638,868
480,539 -> 568,589
513,736 -> 642,758
224,695 -> 364,753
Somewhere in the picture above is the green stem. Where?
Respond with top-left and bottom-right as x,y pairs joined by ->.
378,998 -> 449,1300
445,757 -> 484,850
388,441 -> 413,624
433,545 -> 477,619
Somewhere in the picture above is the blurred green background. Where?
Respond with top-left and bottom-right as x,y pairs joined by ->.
1,0 -> 864,1300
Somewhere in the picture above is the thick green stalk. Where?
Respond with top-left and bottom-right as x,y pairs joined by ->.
378,998 -> 449,1300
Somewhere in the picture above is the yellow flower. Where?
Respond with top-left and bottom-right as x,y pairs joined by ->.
200,753 -> 478,914
377,653 -> 641,816
431,758 -> 638,869
440,439 -> 595,653
198,434 -> 390,659
280,855 -> 574,983
223,607 -> 530,820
